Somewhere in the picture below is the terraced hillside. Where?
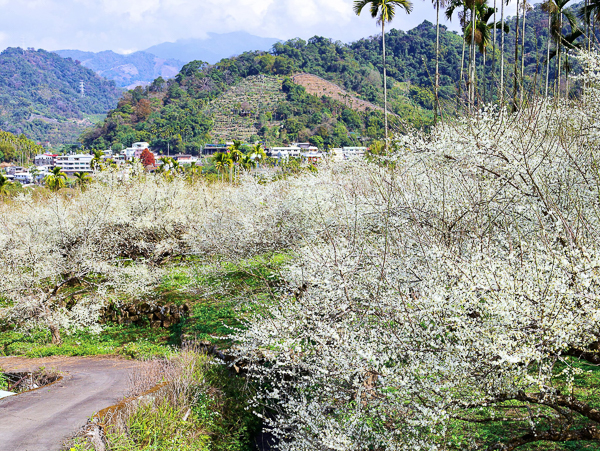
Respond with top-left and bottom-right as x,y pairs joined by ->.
205,75 -> 285,142
292,73 -> 385,114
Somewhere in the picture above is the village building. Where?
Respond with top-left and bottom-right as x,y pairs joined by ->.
55,154 -> 93,174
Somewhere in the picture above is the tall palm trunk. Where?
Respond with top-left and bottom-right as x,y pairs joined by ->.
492,0 -> 497,101
483,52 -> 487,102
565,55 -> 570,98
500,0 -> 506,105
470,3 -> 476,107
585,0 -> 589,51
545,12 -> 551,97
459,18 -> 467,107
520,2 -> 527,105
557,12 -> 562,97
382,20 -> 389,148
435,0 -> 440,121
512,0 -> 521,111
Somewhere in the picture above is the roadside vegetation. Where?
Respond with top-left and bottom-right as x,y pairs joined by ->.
68,351 -> 260,451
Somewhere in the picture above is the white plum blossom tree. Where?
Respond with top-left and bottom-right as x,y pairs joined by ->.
231,51 -> 600,450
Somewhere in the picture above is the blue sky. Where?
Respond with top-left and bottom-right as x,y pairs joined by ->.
0,0 -> 521,53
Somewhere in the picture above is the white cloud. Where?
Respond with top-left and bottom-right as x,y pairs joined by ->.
0,0 -> 525,53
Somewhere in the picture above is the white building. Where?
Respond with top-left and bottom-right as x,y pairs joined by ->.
13,172 -> 33,184
121,142 -> 151,160
330,148 -> 345,162
174,154 -> 199,165
55,154 -> 93,174
342,147 -> 367,159
34,153 -> 57,167
330,147 -> 367,161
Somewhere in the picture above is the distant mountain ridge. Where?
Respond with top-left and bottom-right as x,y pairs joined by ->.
144,32 -> 281,64
0,47 -> 121,146
54,50 -> 185,88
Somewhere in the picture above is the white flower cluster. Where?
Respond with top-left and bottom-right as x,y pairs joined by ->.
0,164 -> 345,342
231,52 -> 600,449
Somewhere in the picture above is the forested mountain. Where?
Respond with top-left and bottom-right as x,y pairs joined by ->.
55,50 -> 184,88
79,1 -> 597,153
81,21 -> 462,152
0,48 -> 121,146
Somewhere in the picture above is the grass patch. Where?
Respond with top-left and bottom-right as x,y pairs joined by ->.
0,325 -> 174,359
180,253 -> 289,346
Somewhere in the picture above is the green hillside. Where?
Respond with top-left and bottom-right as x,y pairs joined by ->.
80,23 -> 445,153
80,7 -> 596,153
0,47 -> 121,146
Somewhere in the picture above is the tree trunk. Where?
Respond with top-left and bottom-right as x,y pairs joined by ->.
545,13 -> 551,97
565,55 -> 570,98
585,0 -> 589,52
470,4 -> 476,108
500,0 -> 506,106
483,52 -> 487,103
459,21 -> 467,108
520,1 -> 527,106
49,323 -> 62,346
557,13 -> 562,97
492,0 -> 497,101
512,0 -> 521,112
382,20 -> 389,150
435,0 -> 440,121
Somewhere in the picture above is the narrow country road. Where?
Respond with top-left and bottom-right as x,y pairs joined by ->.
0,355 -> 145,451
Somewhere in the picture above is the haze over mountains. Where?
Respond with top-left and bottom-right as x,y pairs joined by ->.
144,32 -> 280,64
55,50 -> 184,89
55,32 -> 280,88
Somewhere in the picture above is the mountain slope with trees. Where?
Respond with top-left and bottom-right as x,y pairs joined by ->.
0,47 -> 121,146
80,2 -> 598,153
81,21 -> 462,152
55,50 -> 185,88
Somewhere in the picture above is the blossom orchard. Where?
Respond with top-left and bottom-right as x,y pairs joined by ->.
0,165 -> 329,344
2,50 -> 600,450
232,51 -> 600,449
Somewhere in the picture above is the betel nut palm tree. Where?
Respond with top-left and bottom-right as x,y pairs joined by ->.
543,0 -> 578,97
45,166 -> 68,192
73,171 -> 92,190
91,149 -> 104,171
354,0 -> 413,149
212,152 -> 231,182
0,172 -> 12,197
425,0 -> 449,121
227,140 -> 244,183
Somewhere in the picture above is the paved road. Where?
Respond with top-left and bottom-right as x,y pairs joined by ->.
0,355 -> 143,451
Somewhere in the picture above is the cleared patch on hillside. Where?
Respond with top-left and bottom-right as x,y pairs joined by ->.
292,73 -> 385,113
206,75 -> 285,142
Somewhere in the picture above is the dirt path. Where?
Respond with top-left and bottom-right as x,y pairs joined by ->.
0,355 -> 145,451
